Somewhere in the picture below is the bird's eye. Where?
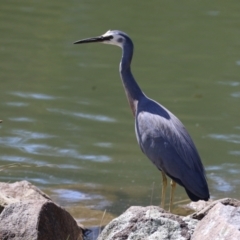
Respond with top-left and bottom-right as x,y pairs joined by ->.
117,37 -> 123,43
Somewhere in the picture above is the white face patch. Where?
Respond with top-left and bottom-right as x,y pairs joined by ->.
102,30 -> 124,48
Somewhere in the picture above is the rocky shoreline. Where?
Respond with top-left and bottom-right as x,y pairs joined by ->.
0,181 -> 239,240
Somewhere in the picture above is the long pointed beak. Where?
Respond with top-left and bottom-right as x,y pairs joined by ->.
74,35 -> 113,44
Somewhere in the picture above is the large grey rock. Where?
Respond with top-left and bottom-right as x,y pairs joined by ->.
0,181 -> 85,240
98,198 -> 240,240
98,206 -> 198,240
0,180 -> 51,203
192,198 -> 240,240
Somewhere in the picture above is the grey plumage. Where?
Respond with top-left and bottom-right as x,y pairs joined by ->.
136,99 -> 208,201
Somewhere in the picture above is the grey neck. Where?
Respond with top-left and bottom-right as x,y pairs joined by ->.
119,40 -> 144,102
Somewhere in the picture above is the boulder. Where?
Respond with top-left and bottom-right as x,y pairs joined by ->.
98,206 -> 198,240
98,198 -> 240,240
1,181 -> 240,240
0,181 -> 85,240
191,198 -> 240,240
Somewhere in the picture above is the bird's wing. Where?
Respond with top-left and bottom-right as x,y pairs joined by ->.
136,99 -> 205,181
136,102 -> 209,199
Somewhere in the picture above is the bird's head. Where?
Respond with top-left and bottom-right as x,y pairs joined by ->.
74,30 -> 131,48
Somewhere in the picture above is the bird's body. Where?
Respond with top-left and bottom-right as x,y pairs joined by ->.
74,30 -> 209,210
135,99 -> 208,201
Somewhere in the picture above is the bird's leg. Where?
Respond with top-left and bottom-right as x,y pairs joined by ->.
161,172 -> 167,209
169,180 -> 176,212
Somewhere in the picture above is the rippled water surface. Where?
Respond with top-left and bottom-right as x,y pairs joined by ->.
1,0 -> 240,227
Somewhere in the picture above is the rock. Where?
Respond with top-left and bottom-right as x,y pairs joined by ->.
191,198 -> 240,220
0,181 -> 85,240
192,198 -> 240,240
184,200 -> 213,213
2,181 -> 240,240
0,180 -> 51,203
98,198 -> 240,240
98,206 -> 198,240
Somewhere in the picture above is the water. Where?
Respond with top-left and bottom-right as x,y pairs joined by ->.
1,0 -> 240,228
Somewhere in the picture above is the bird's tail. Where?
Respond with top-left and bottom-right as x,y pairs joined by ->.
185,187 -> 209,201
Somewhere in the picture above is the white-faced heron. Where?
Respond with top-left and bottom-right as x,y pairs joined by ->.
74,30 -> 210,211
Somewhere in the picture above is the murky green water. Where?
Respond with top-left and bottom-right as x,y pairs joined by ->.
1,0 -> 240,227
